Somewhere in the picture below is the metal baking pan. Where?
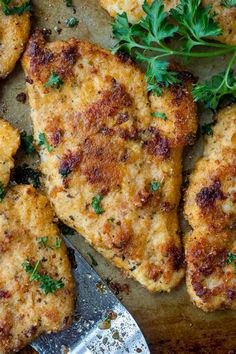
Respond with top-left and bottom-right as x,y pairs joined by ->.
0,0 -> 236,352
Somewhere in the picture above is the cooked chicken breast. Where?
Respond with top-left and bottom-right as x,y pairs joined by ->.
100,0 -> 236,45
22,31 -> 197,292
185,105 -> 236,311
0,118 -> 20,188
0,0 -> 31,78
0,185 -> 75,353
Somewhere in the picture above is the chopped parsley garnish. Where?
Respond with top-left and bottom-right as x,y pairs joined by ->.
66,17 -> 79,27
58,222 -> 75,236
201,123 -> 214,136
14,165 -> 41,189
112,0 -> 236,109
64,0 -> 72,6
22,260 -> 64,294
221,0 -> 236,8
151,112 -> 168,120
38,132 -> 53,152
44,72 -> 64,89
226,252 -> 236,274
0,182 -> 6,202
37,236 -> 61,249
92,195 -> 104,214
88,253 -> 98,267
20,131 -> 35,155
51,237 -> 62,249
37,237 -> 49,247
108,217 -> 115,222
0,0 -> 32,16
149,181 -> 161,192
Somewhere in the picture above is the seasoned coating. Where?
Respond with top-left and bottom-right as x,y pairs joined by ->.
22,31 -> 197,292
0,118 -> 20,187
0,0 -> 31,78
0,185 -> 75,353
100,0 -> 236,45
185,105 -> 236,311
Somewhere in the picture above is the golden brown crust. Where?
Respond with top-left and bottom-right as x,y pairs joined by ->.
0,185 -> 75,354
100,0 -> 236,45
22,31 -> 197,292
185,105 -> 236,311
0,118 -> 20,187
0,0 -> 31,79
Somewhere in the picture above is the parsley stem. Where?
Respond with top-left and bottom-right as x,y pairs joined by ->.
134,43 -> 235,58
30,260 -> 40,281
225,50 -> 236,89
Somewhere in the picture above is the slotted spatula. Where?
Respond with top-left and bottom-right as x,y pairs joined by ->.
31,238 -> 150,354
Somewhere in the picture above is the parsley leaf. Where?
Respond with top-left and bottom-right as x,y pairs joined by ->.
0,182 -> 6,202
22,259 -> 64,294
51,237 -> 62,249
226,252 -> 236,274
149,181 -> 161,192
112,0 -> 236,108
92,195 -> 104,214
221,0 -> 236,8
38,132 -> 53,152
66,17 -> 79,27
0,0 -> 32,16
201,122 -> 214,136
14,165 -> 41,189
151,112 -> 168,120
37,237 -> 49,247
44,72 -> 64,89
20,131 -> 35,155
64,0 -> 72,6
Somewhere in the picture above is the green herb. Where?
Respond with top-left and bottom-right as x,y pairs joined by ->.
51,237 -> 62,249
151,112 -> 168,120
14,165 -> 41,189
44,72 -> 64,89
201,122 -> 214,136
88,253 -> 98,266
108,217 -> 115,222
92,195 -> 104,214
192,66 -> 236,110
0,0 -> 32,16
22,259 -> 64,294
66,17 -> 79,27
37,237 -> 49,247
112,0 -> 236,108
0,182 -> 5,202
58,222 -> 75,235
226,252 -> 236,274
38,132 -> 53,152
221,0 -> 236,8
64,0 -> 72,6
149,181 -> 161,192
20,131 -> 35,155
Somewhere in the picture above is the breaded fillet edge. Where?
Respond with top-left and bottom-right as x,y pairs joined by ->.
0,118 -> 20,187
0,1 -> 31,79
184,104 -> 236,311
0,185 -> 75,353
99,0 -> 236,45
22,31 -> 197,292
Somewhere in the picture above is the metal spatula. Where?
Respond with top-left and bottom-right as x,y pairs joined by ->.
31,238 -> 150,354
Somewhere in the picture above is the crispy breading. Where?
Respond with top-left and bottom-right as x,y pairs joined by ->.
0,118 -> 20,187
100,0 -> 236,45
0,0 -> 31,79
22,31 -> 197,292
185,104 -> 236,311
0,185 -> 75,353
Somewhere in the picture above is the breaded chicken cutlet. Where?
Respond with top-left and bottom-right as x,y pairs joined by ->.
22,31 -> 197,292
0,120 -> 75,353
100,0 -> 236,45
185,105 -> 236,311
0,0 -> 31,79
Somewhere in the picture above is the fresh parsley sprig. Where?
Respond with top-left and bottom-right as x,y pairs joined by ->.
221,0 -> 236,8
112,0 -> 236,108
